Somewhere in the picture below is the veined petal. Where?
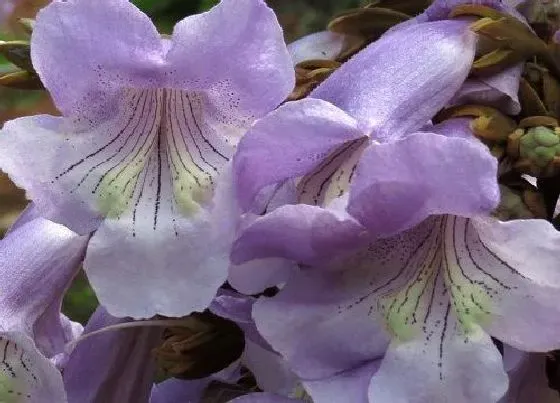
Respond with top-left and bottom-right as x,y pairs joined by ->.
369,274 -> 508,403
0,218 -> 87,357
288,31 -> 345,64
85,163 -> 238,318
233,98 -> 365,211
450,65 -> 523,115
31,0 -> 164,118
0,332 -> 67,403
253,267 -> 388,379
442,216 -> 560,351
1,89 -> 240,318
304,361 -> 381,403
311,20 -> 476,140
63,307 -> 162,402
231,203 -> 369,267
166,0 -> 294,133
348,133 -> 499,237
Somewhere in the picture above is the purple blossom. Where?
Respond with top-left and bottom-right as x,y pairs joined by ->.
229,2 -> 560,402
0,216 -> 88,402
0,0 -> 294,318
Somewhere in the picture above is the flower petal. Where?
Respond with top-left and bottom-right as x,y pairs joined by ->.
369,263 -> 508,403
166,0 -> 294,131
150,378 -> 211,403
370,306 -> 508,403
288,31 -> 345,64
0,332 -> 67,403
31,0 -> 163,117
228,258 -> 298,295
304,361 -> 381,403
311,20 -> 476,140
451,65 -> 523,115
0,218 -> 87,357
230,393 -> 302,403
242,339 -> 300,396
418,0 -> 526,22
253,268 -> 388,379
84,165 -> 237,318
348,133 -> 499,237
63,307 -> 162,402
500,353 -> 559,403
233,98 -> 364,211
231,203 -> 369,267
443,216 -> 560,351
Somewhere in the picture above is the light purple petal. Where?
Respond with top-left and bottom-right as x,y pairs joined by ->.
288,31 -> 345,64
231,203 -> 369,267
0,332 -> 67,403
84,166 -> 238,319
63,307 -> 162,402
31,0 -> 163,118
348,133 -> 499,237
230,393 -> 302,403
451,64 -> 523,115
500,353 -> 559,403
150,378 -> 210,403
369,278 -> 508,403
0,115 -> 104,234
0,218 -> 87,357
242,339 -> 300,396
554,29 -> 560,44
166,0 -> 294,128
253,268 -> 388,379
229,258 -> 298,295
446,216 -> 560,351
311,20 -> 476,140
234,98 -> 364,211
417,0 -> 526,22
304,361 -> 381,403
425,117 -> 476,140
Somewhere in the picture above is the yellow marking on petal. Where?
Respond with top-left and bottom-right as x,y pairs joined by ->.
97,158 -> 147,218
0,373 -> 27,403
452,283 -> 492,333
380,273 -> 431,342
172,164 -> 212,217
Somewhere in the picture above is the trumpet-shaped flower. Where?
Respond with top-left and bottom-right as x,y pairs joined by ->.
231,19 -> 492,280
0,0 -> 294,318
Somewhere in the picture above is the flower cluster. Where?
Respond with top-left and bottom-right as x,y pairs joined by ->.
0,0 -> 559,402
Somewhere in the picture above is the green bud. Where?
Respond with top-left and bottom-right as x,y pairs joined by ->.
533,126 -> 560,146
519,126 -> 560,166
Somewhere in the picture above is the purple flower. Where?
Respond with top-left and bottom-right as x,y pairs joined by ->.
232,18 -> 486,273
0,0 -> 294,318
0,216 -> 88,402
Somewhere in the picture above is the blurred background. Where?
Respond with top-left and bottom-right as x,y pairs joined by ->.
0,0 -> 368,323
